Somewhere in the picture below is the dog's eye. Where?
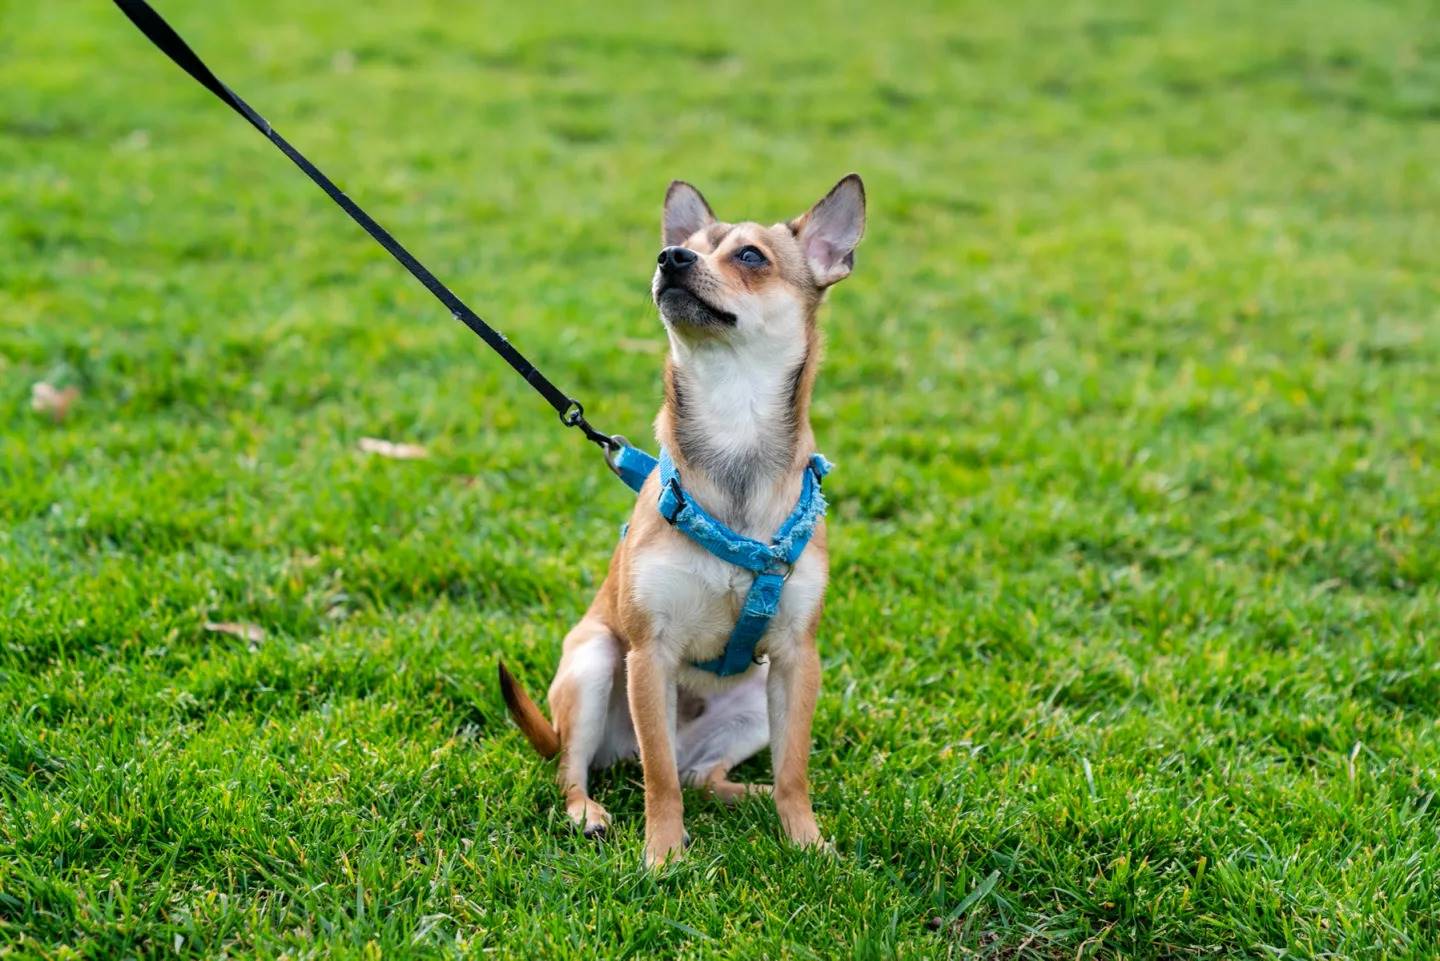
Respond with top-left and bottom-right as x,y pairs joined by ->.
735,246 -> 767,267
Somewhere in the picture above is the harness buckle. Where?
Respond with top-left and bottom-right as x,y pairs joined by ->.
663,477 -> 686,525
764,558 -> 794,580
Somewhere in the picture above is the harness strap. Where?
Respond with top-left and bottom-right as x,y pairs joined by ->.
693,571 -> 787,677
658,449 -> 830,573
610,443 -> 659,495
612,445 -> 829,677
111,0 -> 616,452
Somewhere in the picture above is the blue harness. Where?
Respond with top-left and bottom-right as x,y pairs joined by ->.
609,442 -> 831,677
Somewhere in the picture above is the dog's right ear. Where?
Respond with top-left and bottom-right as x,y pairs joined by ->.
790,174 -> 866,288
663,181 -> 716,247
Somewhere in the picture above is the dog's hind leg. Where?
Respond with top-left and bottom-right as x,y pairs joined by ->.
677,664 -> 772,804
548,619 -> 622,838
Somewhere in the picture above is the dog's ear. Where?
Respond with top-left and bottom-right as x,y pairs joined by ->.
663,181 -> 716,247
790,174 -> 866,287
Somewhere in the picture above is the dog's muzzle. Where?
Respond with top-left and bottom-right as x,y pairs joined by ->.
657,245 -> 697,275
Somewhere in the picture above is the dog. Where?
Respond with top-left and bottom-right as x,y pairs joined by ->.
499,174 -> 865,867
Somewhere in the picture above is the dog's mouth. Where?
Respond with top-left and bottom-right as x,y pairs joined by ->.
655,284 -> 737,328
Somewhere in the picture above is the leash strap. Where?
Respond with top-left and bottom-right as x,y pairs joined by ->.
111,0 -> 616,452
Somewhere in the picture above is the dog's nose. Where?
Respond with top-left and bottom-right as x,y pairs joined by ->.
657,246 -> 697,274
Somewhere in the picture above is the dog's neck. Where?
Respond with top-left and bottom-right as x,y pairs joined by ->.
656,328 -> 818,534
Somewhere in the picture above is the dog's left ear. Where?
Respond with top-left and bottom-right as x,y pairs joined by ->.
790,174 -> 866,287
663,181 -> 716,247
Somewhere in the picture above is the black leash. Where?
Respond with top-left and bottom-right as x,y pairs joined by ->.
112,0 -> 618,453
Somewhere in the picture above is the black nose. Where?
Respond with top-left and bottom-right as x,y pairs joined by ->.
658,246 -> 697,274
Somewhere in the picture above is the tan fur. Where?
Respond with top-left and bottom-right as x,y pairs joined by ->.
496,661 -> 559,758
500,175 -> 865,866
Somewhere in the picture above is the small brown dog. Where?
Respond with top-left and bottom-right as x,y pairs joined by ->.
500,175 -> 865,866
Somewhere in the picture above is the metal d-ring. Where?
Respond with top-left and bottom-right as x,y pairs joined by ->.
603,434 -> 629,477
764,558 -> 794,581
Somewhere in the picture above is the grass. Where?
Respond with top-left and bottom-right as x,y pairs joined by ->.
2,0 -> 1438,956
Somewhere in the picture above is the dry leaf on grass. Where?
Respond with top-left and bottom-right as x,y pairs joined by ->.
203,621 -> 266,649
31,382 -> 79,422
358,437 -> 429,460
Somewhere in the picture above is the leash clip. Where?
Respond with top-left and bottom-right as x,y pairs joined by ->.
560,399 -> 623,454
559,399 -> 586,428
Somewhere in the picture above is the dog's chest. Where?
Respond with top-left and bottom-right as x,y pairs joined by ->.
629,527 -> 826,664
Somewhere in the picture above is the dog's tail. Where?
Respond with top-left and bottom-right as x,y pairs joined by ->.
497,660 -> 560,759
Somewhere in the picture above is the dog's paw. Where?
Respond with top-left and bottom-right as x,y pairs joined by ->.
643,826 -> 689,869
566,797 -> 611,840
778,810 -> 825,850
788,829 -> 835,857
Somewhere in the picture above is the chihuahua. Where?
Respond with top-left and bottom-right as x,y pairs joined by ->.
499,174 -> 865,866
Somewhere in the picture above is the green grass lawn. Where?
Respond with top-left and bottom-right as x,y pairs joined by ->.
3,0 -> 1439,956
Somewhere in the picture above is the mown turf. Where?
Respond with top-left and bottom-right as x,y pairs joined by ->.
2,0 -> 1438,957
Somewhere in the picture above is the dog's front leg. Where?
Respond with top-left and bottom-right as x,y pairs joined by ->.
767,639 -> 824,847
626,646 -> 686,867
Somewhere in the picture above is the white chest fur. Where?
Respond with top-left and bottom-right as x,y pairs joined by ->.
629,521 -> 827,681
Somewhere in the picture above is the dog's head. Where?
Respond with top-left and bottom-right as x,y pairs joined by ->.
651,175 -> 865,344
